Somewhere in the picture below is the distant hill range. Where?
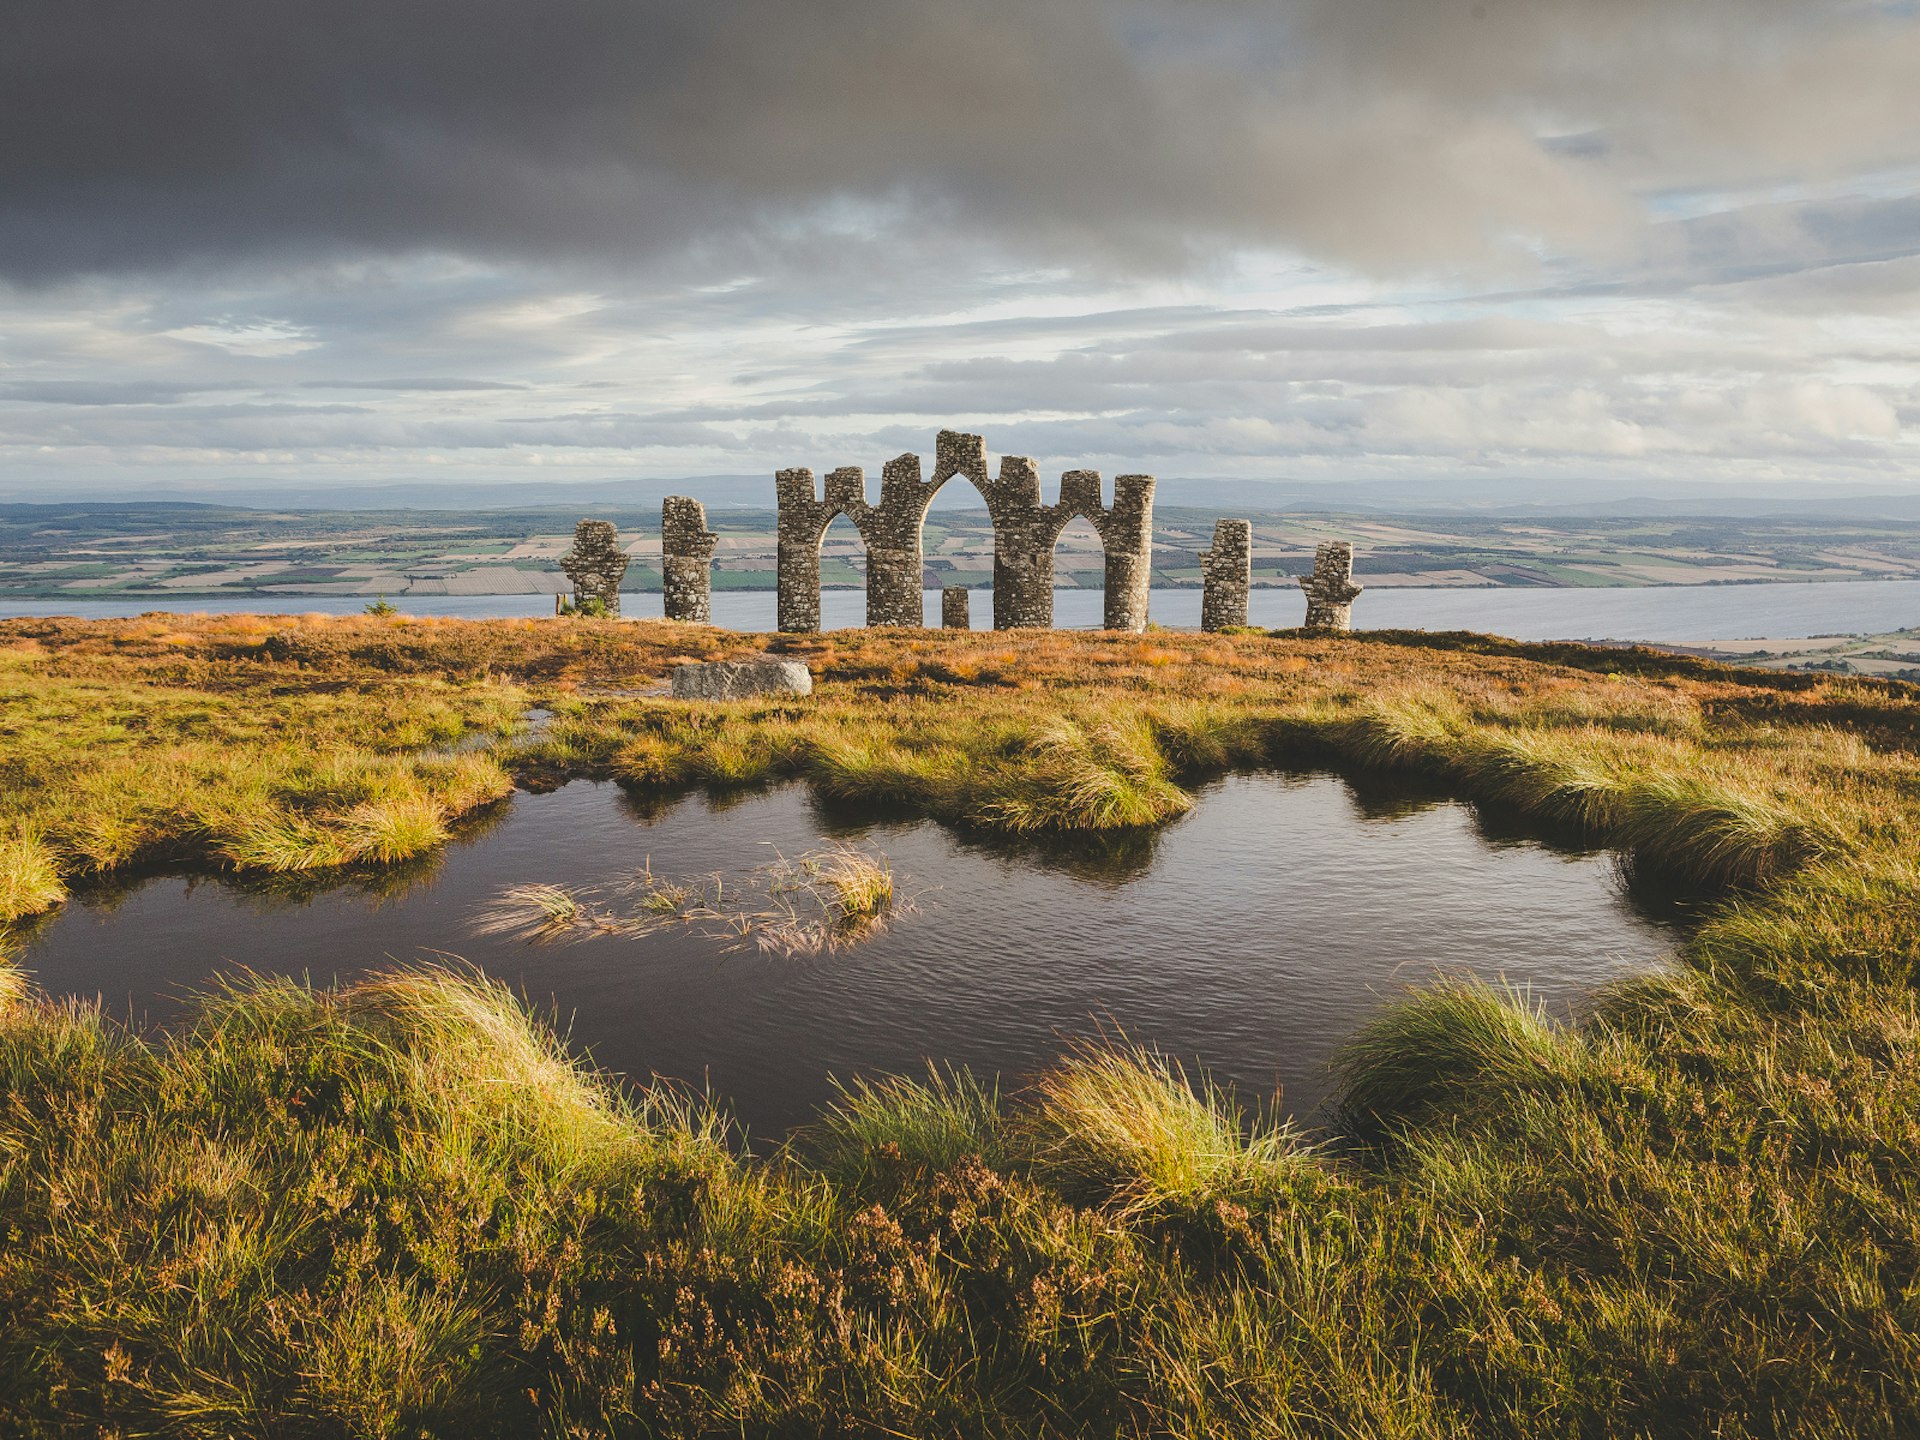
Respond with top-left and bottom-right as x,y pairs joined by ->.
7,474 -> 1920,521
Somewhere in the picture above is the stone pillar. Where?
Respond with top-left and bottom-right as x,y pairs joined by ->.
1300,540 -> 1363,630
661,496 -> 718,623
941,586 -> 971,629
1200,519 -> 1252,631
986,455 -> 1053,629
559,519 -> 629,616
1099,474 -> 1155,632
863,454 -> 931,627
775,468 -> 828,633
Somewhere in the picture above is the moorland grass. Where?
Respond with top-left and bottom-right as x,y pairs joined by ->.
3,612 -> 1920,1433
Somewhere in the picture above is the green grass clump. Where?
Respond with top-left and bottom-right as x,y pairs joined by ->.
1336,976 -> 1571,1142
0,825 -> 65,923
1030,1040 -> 1309,1216
804,841 -> 894,931
808,1064 -> 1006,1191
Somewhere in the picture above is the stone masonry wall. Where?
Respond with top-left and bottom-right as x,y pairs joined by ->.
772,429 -> 1156,633
775,467 -> 831,632
941,586 -> 971,629
1300,540 -> 1363,630
1199,518 -> 1252,631
661,496 -> 718,622
559,519 -> 629,616
1094,473 -> 1155,632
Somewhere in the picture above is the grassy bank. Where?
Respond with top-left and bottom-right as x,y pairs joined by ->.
4,611 -> 1908,925
3,612 -> 1920,1434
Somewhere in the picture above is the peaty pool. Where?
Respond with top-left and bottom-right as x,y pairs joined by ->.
17,773 -> 1677,1137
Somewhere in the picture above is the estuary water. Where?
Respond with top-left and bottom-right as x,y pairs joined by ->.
4,578 -> 1919,643
17,774 -> 1675,1136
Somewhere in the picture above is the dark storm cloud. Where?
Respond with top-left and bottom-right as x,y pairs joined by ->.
7,1 -> 1917,282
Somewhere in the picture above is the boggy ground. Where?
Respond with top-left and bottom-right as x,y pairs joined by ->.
3,612 -> 1920,1436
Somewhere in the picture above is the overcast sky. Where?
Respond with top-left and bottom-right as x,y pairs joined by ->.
4,0 -> 1920,499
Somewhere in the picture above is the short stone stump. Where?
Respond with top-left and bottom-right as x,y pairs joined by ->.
671,656 -> 813,701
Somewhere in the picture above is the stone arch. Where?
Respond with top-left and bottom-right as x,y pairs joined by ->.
774,465 -> 870,632
1045,513 -> 1103,620
774,430 -> 1155,633
1049,469 -> 1155,632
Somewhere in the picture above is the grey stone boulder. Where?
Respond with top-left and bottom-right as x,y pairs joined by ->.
671,656 -> 813,700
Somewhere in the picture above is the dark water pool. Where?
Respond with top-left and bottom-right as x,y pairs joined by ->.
16,774 -> 1676,1137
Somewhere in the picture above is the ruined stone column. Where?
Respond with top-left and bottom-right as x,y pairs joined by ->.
986,454 -> 1055,629
559,519 -> 629,617
862,455 -> 930,627
661,496 -> 718,623
1200,519 -> 1252,631
775,468 -> 831,633
941,586 -> 971,629
1300,540 -> 1362,630
1098,474 -> 1155,632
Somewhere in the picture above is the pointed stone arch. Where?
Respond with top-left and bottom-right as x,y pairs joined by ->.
774,430 -> 1155,634
1052,468 -> 1155,632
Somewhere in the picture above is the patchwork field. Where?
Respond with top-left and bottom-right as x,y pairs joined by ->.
11,500 -> 1920,600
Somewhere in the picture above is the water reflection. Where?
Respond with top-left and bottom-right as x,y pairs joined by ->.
19,774 -> 1677,1137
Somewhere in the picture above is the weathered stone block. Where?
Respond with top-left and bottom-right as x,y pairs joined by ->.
776,467 -> 828,633
941,586 -> 971,629
671,657 -> 814,700
1300,540 -> 1362,630
1098,474 -> 1155,632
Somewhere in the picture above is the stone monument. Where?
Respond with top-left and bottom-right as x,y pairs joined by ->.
559,519 -> 629,616
1199,519 -> 1252,631
941,586 -> 971,629
661,497 -> 718,623
1299,541 -> 1362,630
774,430 -> 1156,634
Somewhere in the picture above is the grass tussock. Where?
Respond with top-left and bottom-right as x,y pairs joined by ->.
0,825 -> 65,922
1029,1039 -> 1311,1216
1336,975 -> 1571,1142
808,1064 -> 1007,1190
